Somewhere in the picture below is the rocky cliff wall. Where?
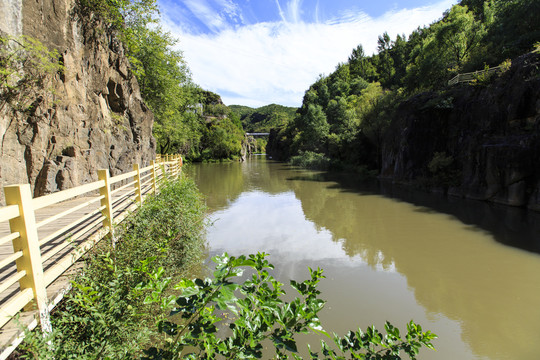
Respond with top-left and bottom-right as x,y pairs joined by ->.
381,52 -> 540,210
0,0 -> 155,203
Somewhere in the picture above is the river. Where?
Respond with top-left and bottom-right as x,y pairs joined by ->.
187,157 -> 540,360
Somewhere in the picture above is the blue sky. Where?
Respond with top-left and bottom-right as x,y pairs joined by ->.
158,0 -> 457,107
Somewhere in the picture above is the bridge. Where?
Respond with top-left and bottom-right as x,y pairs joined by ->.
0,154 -> 182,358
245,132 -> 270,136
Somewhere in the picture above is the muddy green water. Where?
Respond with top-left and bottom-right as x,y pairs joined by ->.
187,158 -> 540,360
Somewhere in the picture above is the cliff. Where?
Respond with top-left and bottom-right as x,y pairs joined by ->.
0,0 -> 155,203
381,52 -> 540,210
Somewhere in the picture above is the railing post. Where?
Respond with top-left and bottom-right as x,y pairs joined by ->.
4,184 -> 51,333
97,169 -> 115,244
133,163 -> 142,204
173,155 -> 178,177
163,155 -> 168,177
151,160 -> 157,195
178,154 -> 183,174
169,155 -> 174,178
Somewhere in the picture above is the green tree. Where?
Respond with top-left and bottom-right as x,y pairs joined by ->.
483,0 -> 540,61
435,4 -> 487,69
328,63 -> 351,99
297,104 -> 329,153
349,45 -> 378,82
388,34 -> 409,88
405,4 -> 486,89
130,26 -> 197,154
376,32 -> 396,87
326,97 -> 357,135
201,116 -> 244,160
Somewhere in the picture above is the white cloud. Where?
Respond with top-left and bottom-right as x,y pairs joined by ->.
162,0 -> 455,107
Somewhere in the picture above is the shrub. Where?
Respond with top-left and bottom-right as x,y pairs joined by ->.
290,151 -> 332,170
428,152 -> 461,187
0,35 -> 64,112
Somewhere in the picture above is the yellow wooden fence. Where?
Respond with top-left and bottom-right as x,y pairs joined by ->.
0,154 -> 182,356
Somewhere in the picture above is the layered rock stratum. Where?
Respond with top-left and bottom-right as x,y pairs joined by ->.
0,0 -> 155,203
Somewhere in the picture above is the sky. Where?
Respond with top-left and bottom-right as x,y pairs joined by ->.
158,0 -> 457,108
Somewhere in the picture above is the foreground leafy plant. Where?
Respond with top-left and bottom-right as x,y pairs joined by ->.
143,253 -> 437,359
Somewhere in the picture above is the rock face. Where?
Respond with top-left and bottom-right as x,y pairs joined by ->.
0,0 -> 155,203
381,52 -> 540,210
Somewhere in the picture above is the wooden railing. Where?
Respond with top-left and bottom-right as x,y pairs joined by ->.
0,154 -> 183,355
448,65 -> 503,86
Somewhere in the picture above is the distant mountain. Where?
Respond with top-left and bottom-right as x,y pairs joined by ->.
229,104 -> 297,132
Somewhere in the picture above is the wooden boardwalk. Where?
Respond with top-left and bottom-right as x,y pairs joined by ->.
0,156 -> 181,359
0,188 -> 145,357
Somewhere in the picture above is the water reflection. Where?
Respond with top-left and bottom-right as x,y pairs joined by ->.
189,159 -> 540,360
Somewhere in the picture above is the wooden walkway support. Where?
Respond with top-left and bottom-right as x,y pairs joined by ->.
0,155 -> 182,359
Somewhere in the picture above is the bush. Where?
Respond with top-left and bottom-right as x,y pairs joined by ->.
428,152 -> 461,187
290,151 -> 332,170
0,35 -> 64,111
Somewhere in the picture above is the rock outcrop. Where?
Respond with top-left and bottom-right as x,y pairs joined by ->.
0,0 -> 155,203
381,52 -> 540,210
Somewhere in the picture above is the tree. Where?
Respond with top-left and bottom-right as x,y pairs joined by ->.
388,34 -> 409,88
434,4 -> 486,69
326,97 -> 356,135
328,63 -> 351,99
349,45 -> 378,81
297,104 -> 329,153
376,32 -> 396,87
484,0 -> 540,61
200,116 -> 244,160
405,4 -> 485,90
130,26 -> 197,154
